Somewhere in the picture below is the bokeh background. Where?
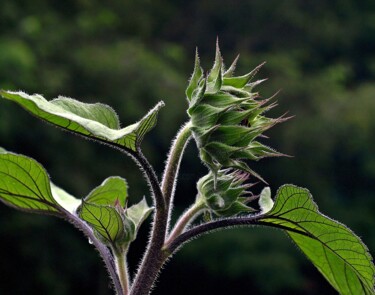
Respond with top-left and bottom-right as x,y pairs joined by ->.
1,1 -> 375,294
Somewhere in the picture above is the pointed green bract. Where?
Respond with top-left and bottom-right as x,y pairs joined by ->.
186,50 -> 203,102
85,176 -> 128,208
260,185 -> 375,295
0,90 -> 164,151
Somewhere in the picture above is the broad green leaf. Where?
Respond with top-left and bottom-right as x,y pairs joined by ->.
0,151 -> 61,214
126,198 -> 153,240
78,202 -> 129,246
85,177 -> 128,208
260,185 -> 375,295
0,149 -> 81,216
0,90 -> 164,151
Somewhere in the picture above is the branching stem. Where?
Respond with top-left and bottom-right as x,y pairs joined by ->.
164,200 -> 205,249
165,214 -> 311,255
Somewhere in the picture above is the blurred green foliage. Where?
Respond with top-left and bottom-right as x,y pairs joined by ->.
0,0 -> 374,294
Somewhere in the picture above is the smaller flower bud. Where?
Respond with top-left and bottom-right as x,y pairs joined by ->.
197,169 -> 255,217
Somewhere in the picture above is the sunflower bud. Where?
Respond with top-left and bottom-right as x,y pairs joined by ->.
186,43 -> 287,182
197,169 -> 255,217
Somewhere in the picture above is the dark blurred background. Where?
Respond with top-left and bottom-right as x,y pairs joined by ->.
0,0 -> 374,294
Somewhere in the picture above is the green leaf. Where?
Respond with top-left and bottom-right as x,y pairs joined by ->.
0,149 -> 81,216
126,198 -> 153,240
85,176 -> 128,208
260,185 -> 375,295
0,151 -> 62,214
78,201 -> 129,246
0,90 -> 164,151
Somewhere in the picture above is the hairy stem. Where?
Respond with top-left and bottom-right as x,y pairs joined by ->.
130,206 -> 168,295
124,149 -> 168,295
114,247 -> 130,295
161,121 -> 192,231
165,214 -> 311,254
164,200 -> 205,250
129,149 -> 165,210
65,213 -> 123,295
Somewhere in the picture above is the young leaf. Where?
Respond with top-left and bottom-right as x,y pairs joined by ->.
85,176 -> 128,208
126,198 -> 153,241
0,90 -> 164,152
0,150 -> 64,215
260,185 -> 375,295
78,201 -> 130,246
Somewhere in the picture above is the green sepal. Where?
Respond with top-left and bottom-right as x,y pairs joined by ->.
201,93 -> 252,108
223,55 -> 239,78
0,90 -> 164,152
218,107 -> 259,125
209,125 -> 258,147
222,62 -> 265,88
189,104 -> 223,128
186,49 -> 204,102
207,42 -> 223,84
188,77 -> 207,112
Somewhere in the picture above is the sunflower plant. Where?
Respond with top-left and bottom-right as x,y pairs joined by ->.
0,44 -> 374,295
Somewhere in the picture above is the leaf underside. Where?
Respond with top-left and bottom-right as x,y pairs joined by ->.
0,151 -> 61,214
0,90 -> 164,151
85,176 -> 128,208
78,201 -> 126,246
260,185 -> 375,295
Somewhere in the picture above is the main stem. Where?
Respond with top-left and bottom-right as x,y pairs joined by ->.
130,123 -> 192,295
129,150 -> 168,295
